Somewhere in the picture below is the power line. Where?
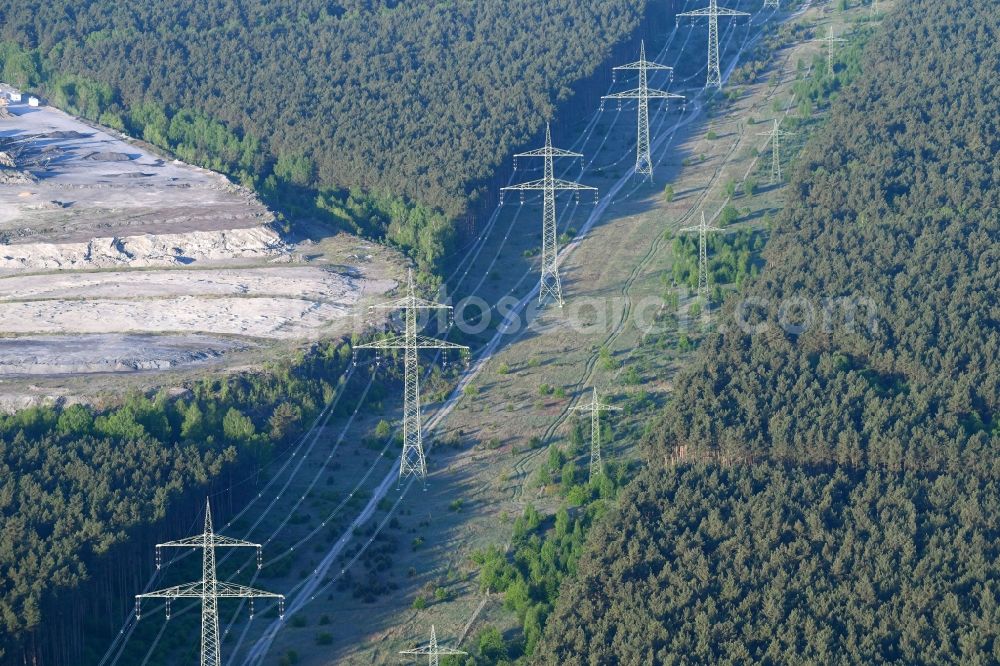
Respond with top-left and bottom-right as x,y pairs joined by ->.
602,41 -> 685,180
502,123 -> 597,307
679,211 -> 724,302
569,387 -> 621,481
135,500 -> 284,666
678,0 -> 751,88
814,24 -> 846,74
354,269 -> 469,481
756,118 -> 795,184
399,625 -> 467,666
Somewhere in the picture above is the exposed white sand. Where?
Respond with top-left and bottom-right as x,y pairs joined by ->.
0,266 -> 368,301
0,94 -> 274,248
0,297 -> 352,338
0,265 -> 395,340
0,89 -> 401,384
0,334 -> 248,376
0,226 -> 287,272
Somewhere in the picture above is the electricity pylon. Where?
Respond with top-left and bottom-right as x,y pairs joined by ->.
135,500 -> 284,666
680,211 -> 723,301
355,269 -> 469,481
814,25 -> 846,74
400,625 -> 467,666
678,0 -> 750,88
570,387 -> 621,481
602,41 -> 685,179
501,123 -> 597,307
756,118 -> 794,184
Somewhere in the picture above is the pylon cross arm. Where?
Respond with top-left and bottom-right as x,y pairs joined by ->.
603,88 -> 684,100
209,535 -> 261,548
678,7 -> 749,17
646,88 -> 686,100
550,178 -> 597,191
400,648 -> 468,656
137,582 -> 204,599
677,7 -> 714,16
356,334 -> 468,351
571,403 -> 621,414
214,582 -> 283,599
613,60 -> 673,71
502,178 -> 547,191
513,147 -> 583,158
413,335 -> 470,351
155,535 -> 207,548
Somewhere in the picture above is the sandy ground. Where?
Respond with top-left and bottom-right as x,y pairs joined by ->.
0,87 -> 402,392
0,334 -> 248,376
0,261 -> 396,384
0,266 -> 376,301
0,92 -> 272,244
1,296 -> 351,338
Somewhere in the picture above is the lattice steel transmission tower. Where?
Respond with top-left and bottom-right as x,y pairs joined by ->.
814,25 -> 846,74
680,211 -> 723,301
756,118 -> 794,184
135,500 -> 284,666
678,0 -> 750,88
400,625 -> 467,666
602,41 -> 685,179
570,387 -> 621,481
501,123 -> 597,307
355,269 -> 469,480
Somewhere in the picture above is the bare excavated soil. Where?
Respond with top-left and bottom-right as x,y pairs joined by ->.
0,88 -> 402,400
0,93 -> 273,249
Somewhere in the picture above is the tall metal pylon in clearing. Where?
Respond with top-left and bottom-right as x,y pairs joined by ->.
570,387 -> 621,481
678,0 -> 750,88
680,211 -> 723,301
814,25 -> 846,74
135,500 -> 284,666
602,41 -> 685,180
355,269 -> 469,481
399,625 -> 467,666
756,118 -> 794,184
501,123 -> 597,307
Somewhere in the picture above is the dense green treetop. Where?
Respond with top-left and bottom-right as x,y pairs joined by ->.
0,0 -> 649,217
534,0 -> 1000,662
539,465 -> 1000,664
646,0 -> 999,474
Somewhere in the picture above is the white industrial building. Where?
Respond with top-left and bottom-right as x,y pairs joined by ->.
27,96 -> 39,107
